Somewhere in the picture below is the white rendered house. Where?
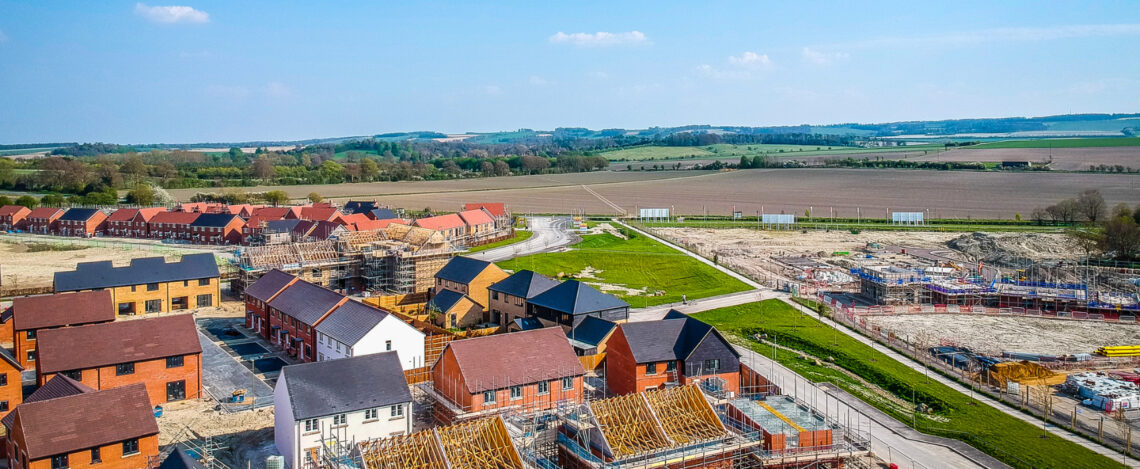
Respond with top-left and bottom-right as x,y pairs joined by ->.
313,299 -> 426,369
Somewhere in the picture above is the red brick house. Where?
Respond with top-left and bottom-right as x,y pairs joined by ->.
431,328 -> 584,422
105,207 -> 166,238
299,205 -> 342,222
242,206 -> 300,244
0,349 -> 24,422
189,213 -> 244,245
56,208 -> 107,237
0,205 -> 31,231
414,213 -> 466,240
35,314 -> 203,406
605,314 -> 742,396
147,211 -> 200,240
463,203 -> 510,229
23,208 -> 64,235
2,379 -> 159,469
11,291 -> 115,370
243,269 -> 299,337
266,278 -> 348,361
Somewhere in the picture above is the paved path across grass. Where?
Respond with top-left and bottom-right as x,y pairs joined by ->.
467,216 -> 575,262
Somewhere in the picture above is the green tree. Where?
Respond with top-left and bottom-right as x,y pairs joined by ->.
318,160 -> 345,183
480,160 -> 495,176
360,158 -> 380,181
308,192 -> 323,203
738,156 -> 752,169
120,155 -> 147,183
0,158 -> 15,186
252,157 -> 275,180
15,195 -> 38,208
494,160 -> 511,176
264,190 -> 289,206
40,193 -> 65,207
0,195 -> 11,206
126,184 -> 155,206
1101,215 -> 1140,259
1076,189 -> 1106,222
229,147 -> 249,165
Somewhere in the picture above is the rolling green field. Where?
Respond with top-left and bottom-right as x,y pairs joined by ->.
464,230 -> 533,253
694,300 -> 1123,469
498,228 -> 750,307
599,143 -> 946,162
969,137 -> 1140,149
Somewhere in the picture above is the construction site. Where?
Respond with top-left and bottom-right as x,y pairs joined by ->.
234,223 -> 456,295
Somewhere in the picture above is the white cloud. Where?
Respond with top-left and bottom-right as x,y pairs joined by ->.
728,51 -> 772,68
135,3 -> 209,24
549,31 -> 649,47
0,28 -> 8,43
801,47 -> 849,65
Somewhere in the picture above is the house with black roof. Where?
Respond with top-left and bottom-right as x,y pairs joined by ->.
56,208 -> 107,237
267,278 -> 348,361
314,299 -> 424,368
426,289 -> 483,330
189,212 -> 244,244
489,270 -> 559,330
566,315 -> 617,356
54,253 -> 221,315
274,352 -> 412,469
527,279 -> 629,328
369,207 -> 399,220
342,200 -> 378,215
433,256 -> 508,316
605,313 -> 741,396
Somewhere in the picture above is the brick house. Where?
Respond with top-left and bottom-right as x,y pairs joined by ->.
35,314 -> 203,406
146,211 -> 200,240
11,290 -> 115,370
463,203 -> 510,230
433,256 -> 508,316
605,314 -> 741,396
527,279 -> 630,329
299,205 -> 342,222
243,206 -> 301,243
342,200 -> 378,215
426,290 -> 483,329
0,205 -> 31,231
54,253 -> 221,315
0,349 -> 23,421
244,269 -> 299,337
488,270 -> 559,330
431,328 -> 584,423
457,208 -> 495,237
23,207 -> 64,235
414,213 -> 466,240
55,208 -> 108,237
105,207 -> 166,238
189,213 -> 244,245
266,279 -> 349,361
2,379 -> 159,469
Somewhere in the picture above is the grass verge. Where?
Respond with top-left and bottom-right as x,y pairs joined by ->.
693,300 -> 1123,469
498,229 -> 750,307
464,230 -> 534,253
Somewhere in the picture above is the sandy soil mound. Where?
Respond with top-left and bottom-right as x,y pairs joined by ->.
947,232 -> 1077,266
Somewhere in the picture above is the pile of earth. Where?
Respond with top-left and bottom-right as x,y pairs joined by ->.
946,232 -> 1077,267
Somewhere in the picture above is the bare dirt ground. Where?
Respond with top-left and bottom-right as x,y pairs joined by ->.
0,240 -> 211,290
157,398 -> 277,467
913,147 -> 1140,171
865,314 -> 1140,356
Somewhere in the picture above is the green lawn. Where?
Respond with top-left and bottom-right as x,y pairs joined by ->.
693,300 -> 1123,469
970,137 -> 1140,149
498,229 -> 750,307
465,230 -> 533,253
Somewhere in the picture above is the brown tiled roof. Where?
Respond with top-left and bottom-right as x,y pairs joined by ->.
149,211 -> 201,225
12,290 -> 114,331
1,375 -> 93,429
464,203 -> 507,217
107,208 -> 141,222
414,213 -> 465,231
9,383 -> 158,459
26,207 -> 64,219
442,327 -> 583,394
37,314 -> 202,373
300,206 -> 341,221
0,205 -> 31,217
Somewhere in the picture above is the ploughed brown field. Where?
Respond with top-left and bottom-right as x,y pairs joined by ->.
172,169 -> 1137,218
912,147 -> 1140,171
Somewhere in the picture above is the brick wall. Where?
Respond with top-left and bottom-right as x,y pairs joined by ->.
7,434 -> 158,469
490,293 -> 526,329
104,279 -> 218,315
38,354 -> 202,406
0,361 -> 22,423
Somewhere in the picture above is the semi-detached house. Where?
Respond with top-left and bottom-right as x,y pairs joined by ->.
56,208 -> 107,237
314,299 -> 425,369
105,207 -> 166,238
23,207 -> 63,234
147,211 -> 200,240
266,279 -> 348,361
0,205 -> 31,231
189,213 -> 244,245
54,253 -> 220,315
11,290 -> 115,370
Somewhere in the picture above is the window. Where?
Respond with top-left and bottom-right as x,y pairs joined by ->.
304,418 -> 319,432
562,377 -> 574,390
333,413 -> 347,426
537,381 -> 549,395
61,370 -> 81,381
116,363 -> 135,376
199,278 -> 211,286
646,362 -> 658,375
183,280 -> 189,287
491,291 -> 498,300
703,359 -> 720,371
25,330 -> 35,340
130,285 -> 136,292
364,408 -> 378,420
146,283 -> 159,291
51,454 -> 68,469
385,340 -> 392,351
510,385 -> 522,400
449,314 -> 457,327
145,299 -> 162,313
515,296 -> 523,306
0,401 -> 7,412
666,361 -> 676,373
0,373 -> 6,386
90,447 -> 101,463
26,350 -> 35,362
390,404 -> 404,417
167,355 -> 184,368
335,341 -> 341,353
122,438 -> 140,455
483,390 -> 496,403
197,294 -> 213,307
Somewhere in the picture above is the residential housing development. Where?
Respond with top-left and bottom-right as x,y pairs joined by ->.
54,253 -> 220,315
10,290 -> 115,369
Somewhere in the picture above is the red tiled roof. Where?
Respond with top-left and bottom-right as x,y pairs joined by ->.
300,206 -> 341,221
348,218 -> 409,231
414,213 -> 465,231
0,205 -> 31,217
12,291 -> 114,331
458,209 -> 494,227
442,328 -> 584,394
9,383 -> 158,459
251,206 -> 294,218
464,203 -> 507,217
107,208 -> 141,222
338,213 -> 371,226
149,211 -> 201,225
26,207 -> 64,219
137,207 -> 167,221
37,314 -> 202,373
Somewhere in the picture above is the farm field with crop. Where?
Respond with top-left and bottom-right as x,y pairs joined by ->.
912,146 -> 1140,171
694,300 -> 1123,469
598,143 -> 944,162
969,137 -> 1140,149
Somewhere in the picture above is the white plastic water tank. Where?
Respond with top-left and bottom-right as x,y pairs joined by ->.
266,455 -> 284,469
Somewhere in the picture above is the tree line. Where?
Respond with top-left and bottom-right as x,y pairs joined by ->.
1030,190 -> 1140,260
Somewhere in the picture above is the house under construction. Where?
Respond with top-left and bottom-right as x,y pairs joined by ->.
358,415 -> 524,469
235,223 -> 455,296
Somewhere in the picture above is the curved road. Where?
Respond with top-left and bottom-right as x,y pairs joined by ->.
466,216 -> 575,262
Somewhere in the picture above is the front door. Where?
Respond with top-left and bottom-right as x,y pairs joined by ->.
166,380 -> 186,401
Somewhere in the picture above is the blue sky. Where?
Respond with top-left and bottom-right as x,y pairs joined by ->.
1,1 -> 1138,143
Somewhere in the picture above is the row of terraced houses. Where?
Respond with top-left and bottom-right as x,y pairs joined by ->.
0,201 -> 511,247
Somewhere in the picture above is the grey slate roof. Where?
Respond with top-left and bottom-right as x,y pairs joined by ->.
268,280 -> 345,326
264,219 -> 303,233
314,300 -> 390,346
343,201 -> 377,215
527,280 -> 629,315
281,352 -> 411,420
435,256 -> 493,284
244,269 -> 296,302
662,309 -> 688,320
489,270 -> 559,299
190,213 -> 240,227
59,208 -> 101,221
370,208 -> 398,220
427,289 -> 468,312
157,449 -> 208,469
513,317 -> 544,331
567,316 -> 616,347
55,253 -> 220,292
618,317 -> 739,363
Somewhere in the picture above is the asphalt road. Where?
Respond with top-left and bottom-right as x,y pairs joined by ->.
466,216 -> 575,262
